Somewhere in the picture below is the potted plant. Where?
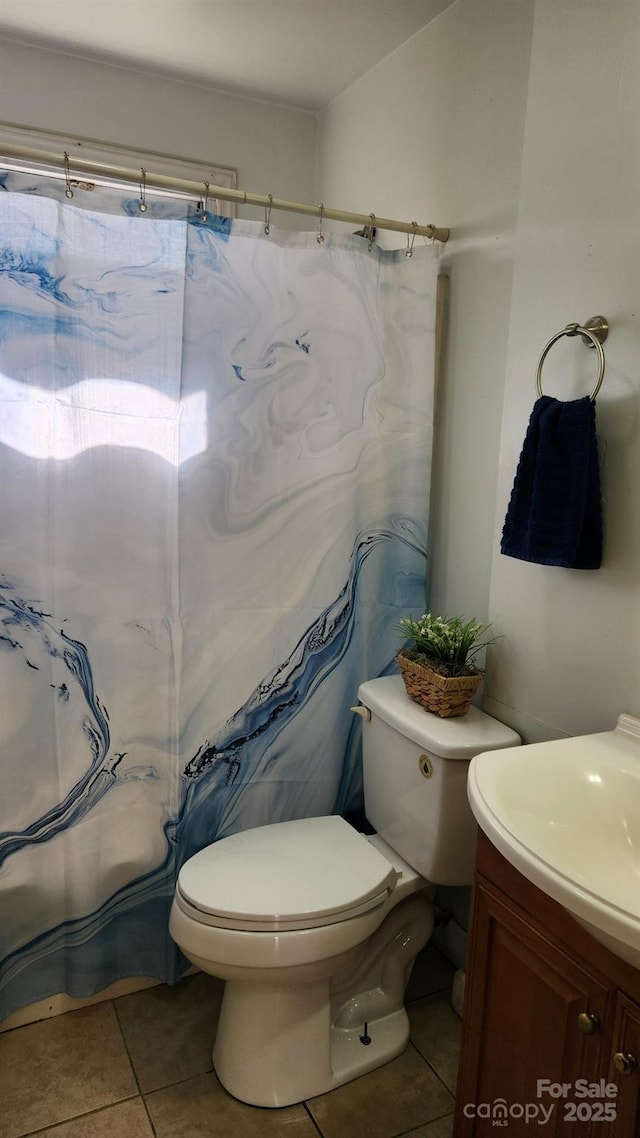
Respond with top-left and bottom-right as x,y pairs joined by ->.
396,612 -> 498,718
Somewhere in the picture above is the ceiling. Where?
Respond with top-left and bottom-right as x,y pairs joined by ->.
0,0 -> 456,112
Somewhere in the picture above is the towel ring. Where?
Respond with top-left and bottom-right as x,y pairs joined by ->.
536,316 -> 608,402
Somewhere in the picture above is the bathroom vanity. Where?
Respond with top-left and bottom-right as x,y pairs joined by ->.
454,831 -> 640,1137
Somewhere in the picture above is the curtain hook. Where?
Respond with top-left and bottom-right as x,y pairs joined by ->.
368,213 -> 376,252
200,181 -> 210,223
139,168 -> 148,213
405,221 -> 418,258
317,203 -> 325,245
63,151 -> 74,199
264,192 -> 273,236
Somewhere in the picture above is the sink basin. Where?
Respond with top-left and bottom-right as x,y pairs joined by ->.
468,713 -> 640,971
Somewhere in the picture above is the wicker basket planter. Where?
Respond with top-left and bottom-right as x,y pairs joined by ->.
397,648 -> 483,718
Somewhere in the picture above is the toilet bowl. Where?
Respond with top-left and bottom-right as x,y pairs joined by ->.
169,675 -> 520,1107
171,816 -> 401,975
170,815 -> 432,1105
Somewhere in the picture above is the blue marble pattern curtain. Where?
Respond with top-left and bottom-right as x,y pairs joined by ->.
0,173 -> 437,1019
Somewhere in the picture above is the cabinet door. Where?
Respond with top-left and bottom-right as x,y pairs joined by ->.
602,993 -> 640,1137
455,882 -> 610,1137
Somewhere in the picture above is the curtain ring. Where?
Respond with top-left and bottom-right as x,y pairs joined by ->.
63,151 -> 74,199
139,168 -> 148,213
405,221 -> 418,258
264,193 -> 273,236
317,203 -> 325,245
200,181 -> 210,224
368,213 -> 376,252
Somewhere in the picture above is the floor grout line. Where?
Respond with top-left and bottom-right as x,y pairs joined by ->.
405,983 -> 453,1005
407,1038 -> 459,1110
16,1093 -> 142,1137
111,996 -> 145,1098
140,1095 -> 159,1137
110,995 -> 217,1100
4,956 -> 460,1138
391,1110 -> 455,1138
302,1100 -> 326,1137
141,1065 -> 217,1099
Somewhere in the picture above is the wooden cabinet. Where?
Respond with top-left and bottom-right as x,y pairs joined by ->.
455,831 -> 640,1137
609,994 -> 640,1136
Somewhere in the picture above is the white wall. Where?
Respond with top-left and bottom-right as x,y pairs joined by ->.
317,1 -> 536,938
317,0 -> 535,624
485,0 -> 640,740
0,39 -> 317,228
315,0 -> 640,947
319,0 -> 640,745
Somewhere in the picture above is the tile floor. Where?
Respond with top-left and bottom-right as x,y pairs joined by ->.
0,944 -> 460,1138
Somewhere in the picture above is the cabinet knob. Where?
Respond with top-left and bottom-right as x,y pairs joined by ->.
577,1012 -> 600,1035
613,1052 -> 638,1076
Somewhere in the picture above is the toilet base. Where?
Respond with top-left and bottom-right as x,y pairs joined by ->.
330,1007 -> 410,1088
213,976 -> 333,1107
213,975 -> 410,1108
212,892 -> 433,1107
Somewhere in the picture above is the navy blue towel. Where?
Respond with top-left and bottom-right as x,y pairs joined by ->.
501,395 -> 602,569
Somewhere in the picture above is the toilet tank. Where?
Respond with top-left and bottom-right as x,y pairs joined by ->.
356,675 -> 520,886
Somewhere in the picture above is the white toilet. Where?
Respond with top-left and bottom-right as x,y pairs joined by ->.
169,675 -> 520,1107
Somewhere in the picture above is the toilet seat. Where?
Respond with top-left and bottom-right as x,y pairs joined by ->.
176,815 -> 398,932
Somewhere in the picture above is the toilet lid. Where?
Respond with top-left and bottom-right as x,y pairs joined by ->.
177,816 -> 397,930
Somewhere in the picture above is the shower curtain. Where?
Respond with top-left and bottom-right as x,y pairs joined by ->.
0,171 -> 438,1020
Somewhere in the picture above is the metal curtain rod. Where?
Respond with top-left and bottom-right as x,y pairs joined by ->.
0,141 -> 450,243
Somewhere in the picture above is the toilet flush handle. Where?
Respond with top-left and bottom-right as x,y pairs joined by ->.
350,705 -> 371,722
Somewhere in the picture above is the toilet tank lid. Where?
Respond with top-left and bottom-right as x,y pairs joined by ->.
357,675 -> 520,759
177,816 -> 397,925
